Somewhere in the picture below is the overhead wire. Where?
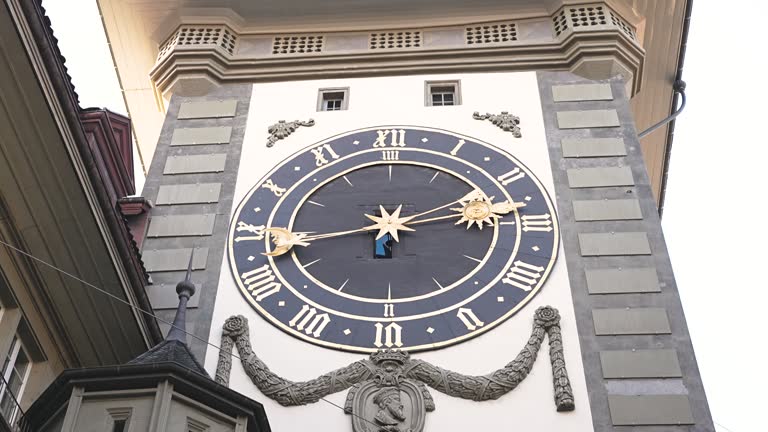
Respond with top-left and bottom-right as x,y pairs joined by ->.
0,238 -> 379,429
3,237 -> 737,432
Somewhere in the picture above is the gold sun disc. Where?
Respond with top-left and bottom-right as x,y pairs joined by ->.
463,201 -> 492,220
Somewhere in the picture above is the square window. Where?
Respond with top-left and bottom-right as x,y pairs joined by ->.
426,81 -> 461,106
317,88 -> 349,111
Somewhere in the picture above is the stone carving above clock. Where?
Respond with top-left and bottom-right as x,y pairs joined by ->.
216,307 -> 574,432
227,127 -> 559,353
473,111 -> 522,137
266,118 -> 315,147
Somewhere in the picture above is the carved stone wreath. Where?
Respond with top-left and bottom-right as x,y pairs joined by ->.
216,306 -> 574,432
266,118 -> 315,147
473,111 -> 522,137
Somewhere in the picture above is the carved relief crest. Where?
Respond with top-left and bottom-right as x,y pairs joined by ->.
348,380 -> 430,432
216,306 -> 573,432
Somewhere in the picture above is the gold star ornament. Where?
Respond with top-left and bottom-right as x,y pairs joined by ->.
364,205 -> 415,242
452,190 -> 526,229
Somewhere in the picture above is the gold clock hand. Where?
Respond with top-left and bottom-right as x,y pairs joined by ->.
405,189 -> 483,222
404,189 -> 526,230
262,227 -> 368,257
401,188 -> 527,230
407,213 -> 463,225
362,205 -> 415,242
451,195 -> 526,230
262,205 -> 417,257
309,204 -> 417,241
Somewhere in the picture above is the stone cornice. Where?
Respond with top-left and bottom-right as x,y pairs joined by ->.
150,2 -> 644,97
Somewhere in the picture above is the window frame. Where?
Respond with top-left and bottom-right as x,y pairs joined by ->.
0,335 -> 30,425
425,80 -> 462,106
106,407 -> 133,432
317,87 -> 350,111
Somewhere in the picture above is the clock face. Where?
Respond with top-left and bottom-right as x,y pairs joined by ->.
228,126 -> 558,352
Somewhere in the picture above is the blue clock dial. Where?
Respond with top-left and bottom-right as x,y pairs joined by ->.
228,127 -> 559,352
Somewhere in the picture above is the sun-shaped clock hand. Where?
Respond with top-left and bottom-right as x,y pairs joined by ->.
450,190 -> 526,229
405,189 -> 526,229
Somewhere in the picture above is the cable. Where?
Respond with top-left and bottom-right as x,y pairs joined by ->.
0,238 -> 215,352
0,238 -> 380,429
4,238 -> 737,431
714,420 -> 737,432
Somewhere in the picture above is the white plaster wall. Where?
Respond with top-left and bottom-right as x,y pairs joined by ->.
204,71 -> 594,432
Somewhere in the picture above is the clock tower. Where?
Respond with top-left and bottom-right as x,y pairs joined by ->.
97,1 -> 712,431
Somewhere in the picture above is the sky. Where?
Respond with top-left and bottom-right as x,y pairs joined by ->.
42,1 -> 763,431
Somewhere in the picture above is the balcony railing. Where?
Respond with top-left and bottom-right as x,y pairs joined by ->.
0,374 -> 23,432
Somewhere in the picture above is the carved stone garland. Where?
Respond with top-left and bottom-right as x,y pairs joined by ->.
266,118 -> 315,147
473,111 -> 522,137
216,306 -> 574,432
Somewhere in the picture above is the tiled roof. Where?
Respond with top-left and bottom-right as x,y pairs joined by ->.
128,339 -> 210,377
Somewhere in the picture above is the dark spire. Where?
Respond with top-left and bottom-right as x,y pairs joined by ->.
128,248 -> 208,376
166,248 -> 196,342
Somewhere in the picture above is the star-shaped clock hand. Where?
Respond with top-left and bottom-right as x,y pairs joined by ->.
362,205 -> 415,242
261,204 -> 416,257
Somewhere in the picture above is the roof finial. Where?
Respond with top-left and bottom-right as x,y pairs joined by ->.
166,248 -> 196,342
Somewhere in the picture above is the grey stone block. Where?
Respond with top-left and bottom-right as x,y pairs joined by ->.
608,395 -> 694,425
573,199 -> 642,221
537,71 -> 715,432
324,33 -> 369,51
556,109 -> 620,129
156,183 -> 221,205
561,137 -> 627,158
147,214 -> 216,237
552,83 -> 613,102
143,248 -> 209,272
579,232 -> 651,256
146,283 -> 201,309
170,126 -> 232,146
177,100 -> 238,119
164,154 -> 228,174
585,267 -> 660,294
600,349 -> 682,378
567,166 -> 634,188
593,308 -> 671,335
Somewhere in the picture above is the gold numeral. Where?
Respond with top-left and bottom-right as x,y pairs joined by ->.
384,304 -> 395,317
374,322 -> 403,348
457,308 -> 485,330
234,222 -> 266,242
240,264 -> 281,301
310,144 -> 340,166
502,260 -> 544,291
450,139 -> 465,156
497,168 -> 525,186
288,304 -> 331,337
382,150 -> 400,161
521,214 -> 553,232
261,179 -> 286,196
373,129 -> 407,148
